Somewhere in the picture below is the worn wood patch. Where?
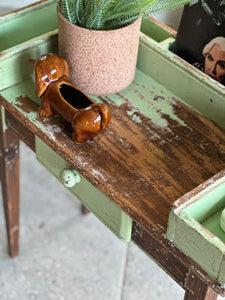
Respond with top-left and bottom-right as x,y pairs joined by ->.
184,268 -> 218,300
1,70 -> 225,237
132,221 -> 225,296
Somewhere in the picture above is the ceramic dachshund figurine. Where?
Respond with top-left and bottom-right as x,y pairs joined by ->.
33,53 -> 111,143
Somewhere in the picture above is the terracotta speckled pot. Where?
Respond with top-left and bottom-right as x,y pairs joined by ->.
57,9 -> 141,95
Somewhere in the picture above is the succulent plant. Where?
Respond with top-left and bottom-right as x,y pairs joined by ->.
58,0 -> 191,30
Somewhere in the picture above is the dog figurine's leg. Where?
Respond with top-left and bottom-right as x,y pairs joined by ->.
39,91 -> 56,118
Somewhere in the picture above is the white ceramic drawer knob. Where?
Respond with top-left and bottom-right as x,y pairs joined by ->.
60,169 -> 81,188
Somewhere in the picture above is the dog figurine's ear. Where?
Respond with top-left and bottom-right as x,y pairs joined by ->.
33,53 -> 111,143
34,53 -> 70,97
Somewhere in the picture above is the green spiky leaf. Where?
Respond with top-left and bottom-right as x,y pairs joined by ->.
58,0 -> 191,30
58,0 -> 77,24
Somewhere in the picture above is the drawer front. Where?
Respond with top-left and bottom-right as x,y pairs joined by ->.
35,137 -> 132,242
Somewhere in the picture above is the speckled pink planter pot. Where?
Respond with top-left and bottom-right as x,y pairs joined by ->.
57,9 -> 141,95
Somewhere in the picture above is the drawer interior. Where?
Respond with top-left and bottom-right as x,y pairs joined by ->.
183,184 -> 225,243
167,174 -> 225,284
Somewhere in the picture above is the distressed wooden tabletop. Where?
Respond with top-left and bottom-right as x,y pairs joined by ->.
1,68 -> 225,236
2,3 -> 225,298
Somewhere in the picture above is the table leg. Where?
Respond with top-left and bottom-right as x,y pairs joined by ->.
0,107 -> 20,257
184,270 -> 218,300
81,204 -> 90,215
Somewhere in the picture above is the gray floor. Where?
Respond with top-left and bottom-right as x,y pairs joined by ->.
0,142 -> 186,300
0,142 -> 223,300
0,2 -> 223,299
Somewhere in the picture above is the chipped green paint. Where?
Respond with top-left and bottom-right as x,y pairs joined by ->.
171,210 -> 224,280
138,32 -> 225,129
2,6 -> 225,130
167,175 -> 225,285
159,37 -> 175,49
0,106 -> 8,132
24,111 -> 57,141
93,69 -> 187,129
0,78 -> 62,141
129,112 -> 142,124
2,0 -> 225,128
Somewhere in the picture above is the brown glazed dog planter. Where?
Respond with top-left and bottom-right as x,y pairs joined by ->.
57,9 -> 141,95
33,53 -> 111,143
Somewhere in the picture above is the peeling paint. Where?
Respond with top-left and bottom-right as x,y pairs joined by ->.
13,95 -> 63,141
93,69 -> 188,129
167,174 -> 225,285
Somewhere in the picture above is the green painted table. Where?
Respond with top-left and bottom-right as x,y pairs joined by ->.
1,1 -> 225,299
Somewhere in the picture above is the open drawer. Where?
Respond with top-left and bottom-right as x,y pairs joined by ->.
167,171 -> 225,285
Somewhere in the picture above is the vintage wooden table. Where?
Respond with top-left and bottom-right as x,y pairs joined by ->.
1,1 -> 225,299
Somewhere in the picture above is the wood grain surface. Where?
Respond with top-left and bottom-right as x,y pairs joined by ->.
184,269 -> 218,300
1,74 -> 225,237
1,68 -> 225,296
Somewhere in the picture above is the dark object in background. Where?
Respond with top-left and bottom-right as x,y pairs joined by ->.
172,0 -> 225,65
